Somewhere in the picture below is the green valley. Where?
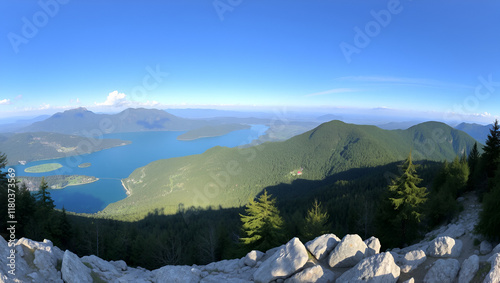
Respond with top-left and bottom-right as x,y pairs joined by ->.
24,163 -> 62,173
101,120 -> 479,220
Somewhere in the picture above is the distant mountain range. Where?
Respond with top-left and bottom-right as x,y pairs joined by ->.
454,122 -> 492,144
20,108 -> 211,135
101,120 -> 479,219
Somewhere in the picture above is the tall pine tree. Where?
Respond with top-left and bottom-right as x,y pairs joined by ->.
482,119 -> 500,179
302,199 -> 329,241
34,177 -> 55,210
240,190 -> 284,251
388,153 -> 428,245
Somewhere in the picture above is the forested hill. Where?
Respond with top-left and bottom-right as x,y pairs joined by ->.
101,120 -> 479,219
0,132 -> 130,165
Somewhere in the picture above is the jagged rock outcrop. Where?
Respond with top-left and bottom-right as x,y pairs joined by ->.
328,234 -> 368,268
336,252 -> 400,283
305,233 -> 340,261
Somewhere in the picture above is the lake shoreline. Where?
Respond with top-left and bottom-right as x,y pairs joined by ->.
121,180 -> 131,196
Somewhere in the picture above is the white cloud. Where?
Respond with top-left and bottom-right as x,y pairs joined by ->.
0,99 -> 11,105
39,103 -> 50,110
305,88 -> 359,97
95,91 -> 128,107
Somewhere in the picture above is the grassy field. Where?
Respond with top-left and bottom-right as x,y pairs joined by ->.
24,163 -> 63,173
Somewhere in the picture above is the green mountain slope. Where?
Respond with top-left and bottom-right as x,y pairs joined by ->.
100,120 -> 478,219
0,132 -> 130,165
455,122 -> 492,144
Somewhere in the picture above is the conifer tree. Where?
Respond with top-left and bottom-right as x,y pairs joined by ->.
482,119 -> 500,178
388,153 -> 428,244
34,177 -> 55,210
302,199 -> 329,241
240,190 -> 284,251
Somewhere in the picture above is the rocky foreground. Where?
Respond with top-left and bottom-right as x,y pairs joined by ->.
1,194 -> 499,283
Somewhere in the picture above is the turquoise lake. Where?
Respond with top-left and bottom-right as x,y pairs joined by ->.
10,125 -> 268,213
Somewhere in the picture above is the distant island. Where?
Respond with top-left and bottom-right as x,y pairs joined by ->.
17,175 -> 99,191
177,124 -> 251,141
78,163 -> 92,168
24,163 -> 63,173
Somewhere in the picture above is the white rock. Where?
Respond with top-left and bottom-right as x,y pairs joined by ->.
481,240 -> 494,255
201,274 -> 252,283
152,265 -> 201,283
492,243 -> 500,255
82,255 -> 121,281
402,278 -> 415,283
17,237 -> 53,252
484,253 -> 500,283
423,259 -> 460,283
305,233 -> 340,261
438,224 -> 465,238
336,252 -> 400,283
427,236 -> 462,258
400,249 -> 426,273
253,237 -> 308,283
61,250 -> 93,283
34,249 -> 63,283
284,265 -> 335,283
364,236 -> 381,257
457,254 -> 479,283
111,260 -> 128,271
328,234 -> 367,268
244,250 -> 265,267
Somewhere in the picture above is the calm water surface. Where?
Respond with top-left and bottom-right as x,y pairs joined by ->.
10,125 -> 268,213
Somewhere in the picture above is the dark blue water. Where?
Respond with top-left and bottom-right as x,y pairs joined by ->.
9,125 -> 268,213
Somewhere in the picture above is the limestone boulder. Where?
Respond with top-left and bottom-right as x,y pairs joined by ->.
328,234 -> 367,268
400,249 -> 426,273
481,240 -> 494,255
423,259 -> 460,283
458,254 -> 479,283
336,252 -> 400,283
305,234 -> 340,261
61,250 -> 93,283
244,250 -> 265,267
284,265 -> 335,283
253,237 -> 309,283
427,236 -> 462,258
484,253 -> 500,283
152,265 -> 201,283
364,236 -> 381,257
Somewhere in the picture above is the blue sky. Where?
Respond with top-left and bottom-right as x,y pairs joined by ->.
1,0 -> 499,123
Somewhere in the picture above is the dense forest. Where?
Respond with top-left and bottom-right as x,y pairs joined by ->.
103,121 -> 478,220
1,120 -> 499,271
